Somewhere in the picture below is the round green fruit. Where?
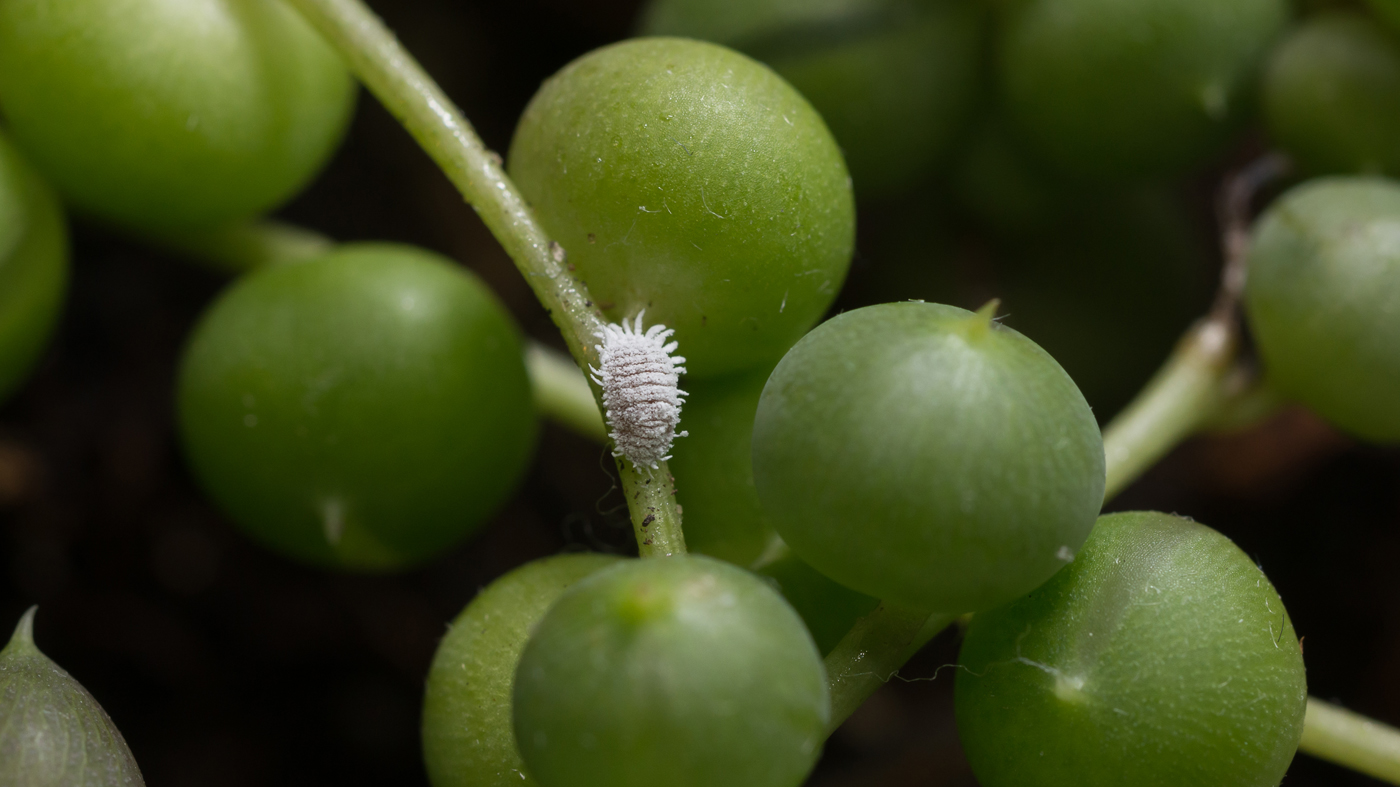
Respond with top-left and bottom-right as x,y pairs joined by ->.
955,511 -> 1307,787
0,0 -> 356,234
176,243 -> 537,570
1263,13 -> 1400,176
639,0 -> 984,197
1245,176 -> 1400,442
508,37 -> 855,379
752,301 -> 1104,613
0,131 -> 68,404
422,553 -> 621,787
513,555 -> 829,787
996,0 -> 1288,180
1,608 -> 146,786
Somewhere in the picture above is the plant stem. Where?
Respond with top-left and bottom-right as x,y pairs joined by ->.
285,0 -> 685,556
525,344 -> 606,444
1300,698 -> 1400,784
622,463 -> 687,558
1101,318 -> 1237,501
823,604 -> 955,735
159,220 -> 334,273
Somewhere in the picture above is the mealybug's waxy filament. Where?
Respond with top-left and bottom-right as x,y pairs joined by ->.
591,313 -> 688,469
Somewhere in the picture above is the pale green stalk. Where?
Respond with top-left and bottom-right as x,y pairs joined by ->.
823,605 -> 956,735
1300,698 -> 1400,784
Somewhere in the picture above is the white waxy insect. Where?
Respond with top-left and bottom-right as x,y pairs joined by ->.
590,312 -> 688,469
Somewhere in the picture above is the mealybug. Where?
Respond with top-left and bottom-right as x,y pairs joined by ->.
590,313 -> 688,469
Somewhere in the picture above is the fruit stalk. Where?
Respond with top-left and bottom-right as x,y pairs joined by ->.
822,604 -> 955,735
1299,698 -> 1400,785
283,0 -> 685,556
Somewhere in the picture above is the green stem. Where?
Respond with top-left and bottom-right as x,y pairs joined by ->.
525,344 -> 606,444
159,220 -> 334,273
1101,318 -> 1238,502
621,461 -> 687,558
1300,698 -> 1400,784
823,603 -> 955,735
285,0 -> 686,555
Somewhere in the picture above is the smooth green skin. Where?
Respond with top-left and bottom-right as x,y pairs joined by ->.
1263,13 -> 1400,176
667,365 -> 878,653
752,302 -> 1105,613
508,38 -> 855,379
0,130 -> 68,404
640,0 -> 984,197
0,609 -> 145,786
177,243 -> 537,570
0,0 -> 356,235
955,511 -> 1307,787
422,553 -> 621,787
997,0 -> 1289,180
1369,0 -> 1400,32
513,555 -> 829,787
1245,176 -> 1400,442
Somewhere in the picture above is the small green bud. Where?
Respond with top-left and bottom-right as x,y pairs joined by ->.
0,607 -> 145,787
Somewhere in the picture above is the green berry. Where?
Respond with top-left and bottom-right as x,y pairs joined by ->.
422,553 -> 621,787
996,0 -> 1288,179
0,608 -> 146,786
639,0 -> 985,197
513,555 -> 829,787
0,0 -> 356,234
508,37 -> 855,379
669,365 -> 779,567
0,130 -> 68,404
176,243 -> 537,569
752,302 -> 1105,613
955,511 -> 1307,787
1245,176 -> 1400,442
1263,12 -> 1400,176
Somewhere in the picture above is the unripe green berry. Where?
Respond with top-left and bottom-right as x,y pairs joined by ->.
956,511 -> 1307,787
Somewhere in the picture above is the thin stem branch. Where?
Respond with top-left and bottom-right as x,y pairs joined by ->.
1300,698 -> 1400,784
621,463 -> 687,558
159,220 -> 334,273
285,0 -> 686,556
1101,319 -> 1238,501
823,604 -> 955,735
525,344 -> 606,444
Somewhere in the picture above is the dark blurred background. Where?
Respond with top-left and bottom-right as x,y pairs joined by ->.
1,0 -> 1397,784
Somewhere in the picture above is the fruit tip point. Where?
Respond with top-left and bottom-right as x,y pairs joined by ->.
8,605 -> 39,652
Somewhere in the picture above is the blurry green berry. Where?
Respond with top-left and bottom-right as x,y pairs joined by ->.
996,0 -> 1288,180
177,243 -> 537,570
0,130 -> 68,404
1245,175 -> 1400,442
422,553 -> 621,787
0,0 -> 356,234
1264,13 -> 1400,176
